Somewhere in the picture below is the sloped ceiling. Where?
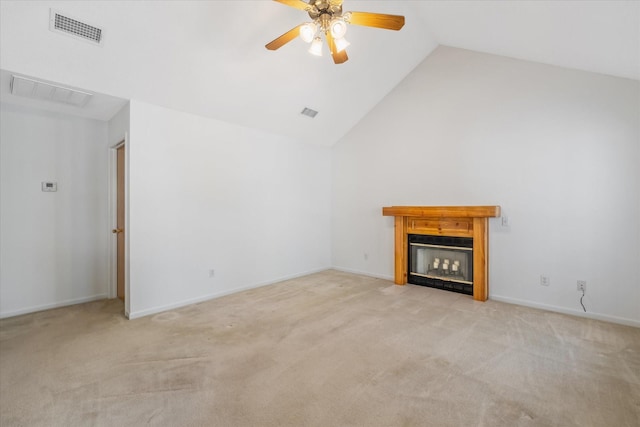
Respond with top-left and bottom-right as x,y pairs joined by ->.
0,1 -> 638,146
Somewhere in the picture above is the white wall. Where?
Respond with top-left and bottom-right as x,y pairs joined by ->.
332,47 -> 640,326
108,103 -> 130,147
0,103 -> 110,317
127,100 -> 331,318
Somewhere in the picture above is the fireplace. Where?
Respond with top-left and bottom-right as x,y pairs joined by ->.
408,234 -> 474,295
382,206 -> 500,301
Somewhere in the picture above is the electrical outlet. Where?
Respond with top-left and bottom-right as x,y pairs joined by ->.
41,181 -> 57,192
577,280 -> 586,293
501,216 -> 509,227
540,275 -> 550,286
209,269 -> 215,278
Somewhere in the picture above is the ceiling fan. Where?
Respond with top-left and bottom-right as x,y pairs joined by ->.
265,0 -> 405,64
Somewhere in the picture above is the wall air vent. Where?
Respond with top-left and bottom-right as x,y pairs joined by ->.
10,75 -> 93,107
301,107 -> 318,118
49,9 -> 103,45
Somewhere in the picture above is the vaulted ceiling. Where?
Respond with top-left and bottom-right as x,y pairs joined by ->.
1,1 -> 638,146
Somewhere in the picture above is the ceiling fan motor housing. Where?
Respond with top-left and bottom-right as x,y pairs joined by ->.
307,0 -> 343,20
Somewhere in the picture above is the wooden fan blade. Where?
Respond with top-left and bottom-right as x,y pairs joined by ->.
266,25 -> 302,50
326,31 -> 348,64
333,48 -> 348,64
273,0 -> 312,11
346,11 -> 405,30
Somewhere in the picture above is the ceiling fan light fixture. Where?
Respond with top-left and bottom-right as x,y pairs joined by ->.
329,17 -> 347,39
267,2 -> 405,65
335,37 -> 350,53
308,37 -> 323,56
299,22 -> 317,43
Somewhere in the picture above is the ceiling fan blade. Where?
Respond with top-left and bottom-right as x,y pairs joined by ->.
346,11 -> 405,31
265,25 -> 302,51
326,31 -> 348,64
333,48 -> 348,64
273,0 -> 312,11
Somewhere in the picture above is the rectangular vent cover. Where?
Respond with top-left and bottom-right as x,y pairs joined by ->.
50,9 -> 103,45
301,107 -> 319,118
10,75 -> 93,107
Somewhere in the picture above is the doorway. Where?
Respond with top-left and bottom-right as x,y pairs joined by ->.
110,140 -> 126,306
114,145 -> 125,300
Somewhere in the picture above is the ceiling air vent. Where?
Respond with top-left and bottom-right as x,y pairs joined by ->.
49,9 -> 103,45
10,75 -> 93,107
301,107 -> 318,118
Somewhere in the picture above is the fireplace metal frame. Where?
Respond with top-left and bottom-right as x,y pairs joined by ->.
408,234 -> 474,295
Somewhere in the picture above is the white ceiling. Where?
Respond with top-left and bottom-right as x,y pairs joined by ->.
0,1 -> 638,146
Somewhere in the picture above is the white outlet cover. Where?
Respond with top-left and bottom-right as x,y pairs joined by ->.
41,182 -> 57,192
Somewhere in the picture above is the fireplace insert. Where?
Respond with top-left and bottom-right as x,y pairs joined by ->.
408,234 -> 474,295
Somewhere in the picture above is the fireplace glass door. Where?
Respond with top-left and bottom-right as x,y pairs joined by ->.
408,234 -> 474,295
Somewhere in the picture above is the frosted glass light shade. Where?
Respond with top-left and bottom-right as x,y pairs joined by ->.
308,37 -> 323,56
330,18 -> 347,39
299,22 -> 317,43
335,37 -> 350,52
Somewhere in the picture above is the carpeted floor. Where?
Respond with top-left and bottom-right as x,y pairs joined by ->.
1,270 -> 639,426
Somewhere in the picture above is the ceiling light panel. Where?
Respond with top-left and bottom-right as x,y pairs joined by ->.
10,75 -> 93,107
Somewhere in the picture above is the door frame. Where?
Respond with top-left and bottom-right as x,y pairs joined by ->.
109,134 -> 129,316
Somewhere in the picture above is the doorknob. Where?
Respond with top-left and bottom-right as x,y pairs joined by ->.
112,228 -> 123,234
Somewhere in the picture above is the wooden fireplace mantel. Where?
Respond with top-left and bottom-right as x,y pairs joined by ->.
382,206 -> 501,301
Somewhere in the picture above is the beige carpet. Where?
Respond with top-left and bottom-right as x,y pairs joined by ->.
1,270 -> 639,426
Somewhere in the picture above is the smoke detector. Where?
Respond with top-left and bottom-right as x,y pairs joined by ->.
49,9 -> 104,45
10,75 -> 93,107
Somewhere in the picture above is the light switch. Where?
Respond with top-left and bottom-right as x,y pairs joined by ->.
42,182 -> 57,192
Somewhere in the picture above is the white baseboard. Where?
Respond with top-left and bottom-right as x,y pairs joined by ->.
0,294 -> 108,319
127,267 -> 330,319
8,272 -> 634,329
331,267 -> 639,328
490,294 -> 640,328
331,266 -> 394,281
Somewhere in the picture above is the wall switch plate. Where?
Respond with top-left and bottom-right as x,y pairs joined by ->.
208,269 -> 215,278
501,216 -> 509,227
41,182 -> 57,192
540,275 -> 550,286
